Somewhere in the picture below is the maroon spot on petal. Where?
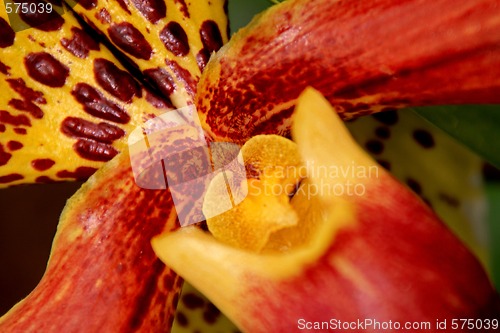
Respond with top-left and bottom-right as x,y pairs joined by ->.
14,128 -> 27,135
0,144 -> 12,166
197,21 -> 223,70
61,117 -> 125,143
0,173 -> 24,183
438,192 -> 460,208
95,8 -> 111,24
165,60 -> 197,98
375,126 -> 390,140
35,176 -> 57,183
8,99 -> 44,119
175,312 -> 188,327
31,158 -> 56,171
200,20 -> 223,53
72,83 -> 131,124
94,58 -> 142,103
406,178 -> 422,195
131,0 -> 166,23
196,49 -> 211,71
0,17 -> 15,48
18,0 -> 65,31
0,110 -> 31,127
0,124 -> 6,133
76,0 -> 97,10
116,0 -> 131,14
160,22 -> 189,56
73,139 -> 119,161
61,27 -> 100,59
365,139 -> 384,155
145,89 -> 173,109
7,141 -> 23,151
413,129 -> 435,148
163,272 -> 176,290
0,61 -> 11,75
6,78 -> 46,104
108,22 -> 152,60
25,52 -> 69,87
174,0 -> 189,18
376,159 -> 391,171
203,302 -> 221,324
372,109 -> 399,126
144,67 -> 176,97
182,292 -> 205,310
56,166 -> 98,179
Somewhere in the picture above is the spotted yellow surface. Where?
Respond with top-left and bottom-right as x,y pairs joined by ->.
0,6 -> 172,187
346,109 -> 490,270
68,0 -> 229,107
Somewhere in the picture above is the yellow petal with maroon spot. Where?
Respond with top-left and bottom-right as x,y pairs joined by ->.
0,6 -> 173,187
67,0 -> 229,107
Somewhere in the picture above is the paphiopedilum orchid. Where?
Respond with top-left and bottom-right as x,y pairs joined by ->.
0,0 -> 499,332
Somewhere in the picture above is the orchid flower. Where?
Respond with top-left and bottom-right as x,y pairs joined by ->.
0,0 -> 499,332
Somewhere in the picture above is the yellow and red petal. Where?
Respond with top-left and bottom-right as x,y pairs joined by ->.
154,88 -> 499,333
197,0 -> 500,142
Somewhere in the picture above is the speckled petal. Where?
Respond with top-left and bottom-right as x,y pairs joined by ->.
0,6 -> 173,187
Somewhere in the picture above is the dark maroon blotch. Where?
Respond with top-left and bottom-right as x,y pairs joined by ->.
73,139 -> 119,162
365,139 -> 384,155
7,141 -> 23,151
0,173 -> 24,183
0,17 -> 15,48
0,61 -> 11,75
375,126 -> 390,139
0,144 -> 12,166
94,58 -> 142,103
35,176 -> 57,183
406,178 -> 422,195
19,0 -> 65,32
160,22 -> 190,57
413,129 -> 435,148
24,52 -> 69,88
372,109 -> 399,125
8,99 -> 44,119
182,293 -> 205,309
144,67 -> 176,97
200,20 -> 223,53
131,0 -> 166,23
0,124 -> 5,133
7,78 -> 46,104
14,128 -> 27,135
174,0 -> 189,18
61,27 -> 100,59
32,158 -> 56,171
56,166 -> 98,179
0,110 -> 31,127
61,117 -> 125,143
108,22 -> 152,60
145,90 -> 174,109
72,83 -> 131,124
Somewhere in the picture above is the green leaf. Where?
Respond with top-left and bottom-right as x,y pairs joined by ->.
413,105 -> 500,168
229,0 -> 275,33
